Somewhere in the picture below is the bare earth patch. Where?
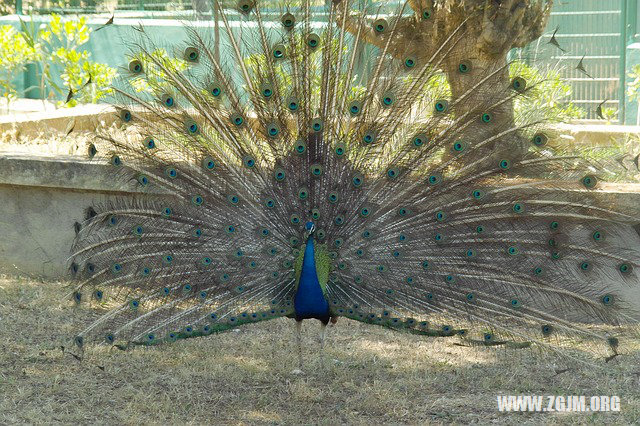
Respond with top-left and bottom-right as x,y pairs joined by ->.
1,276 -> 639,424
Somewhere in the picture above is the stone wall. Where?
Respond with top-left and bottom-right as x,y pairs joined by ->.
0,153 -> 639,279
0,155 -> 160,278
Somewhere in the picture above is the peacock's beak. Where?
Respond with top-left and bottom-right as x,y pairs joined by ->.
304,221 -> 315,240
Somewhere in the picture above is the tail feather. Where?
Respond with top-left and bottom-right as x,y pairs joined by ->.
67,0 -> 640,359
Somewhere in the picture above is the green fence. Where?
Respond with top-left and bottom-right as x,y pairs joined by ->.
8,0 -> 640,123
524,0 -> 633,122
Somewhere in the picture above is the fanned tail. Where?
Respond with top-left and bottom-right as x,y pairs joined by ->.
68,0 -> 640,360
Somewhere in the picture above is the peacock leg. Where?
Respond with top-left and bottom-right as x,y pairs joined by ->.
296,320 -> 303,370
319,321 -> 328,349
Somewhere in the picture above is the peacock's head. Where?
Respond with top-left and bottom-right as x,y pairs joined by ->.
304,221 -> 315,239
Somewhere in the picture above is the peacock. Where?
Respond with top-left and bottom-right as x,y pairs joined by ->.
68,0 -> 640,369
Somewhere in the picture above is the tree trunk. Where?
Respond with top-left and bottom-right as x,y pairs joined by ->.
336,1 -> 552,156
439,39 -> 524,156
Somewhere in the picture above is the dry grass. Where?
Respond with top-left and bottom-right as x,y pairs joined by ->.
1,276 -> 640,425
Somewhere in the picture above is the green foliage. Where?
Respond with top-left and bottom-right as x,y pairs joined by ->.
129,49 -> 188,94
0,13 -> 116,107
406,61 -> 582,124
0,25 -> 37,102
627,64 -> 640,103
600,107 -> 618,123
27,13 -> 117,106
510,62 -> 584,123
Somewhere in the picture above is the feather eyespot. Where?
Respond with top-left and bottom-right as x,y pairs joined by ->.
202,157 -> 215,171
512,77 -> 527,92
458,61 -> 471,73
307,33 -> 320,48
373,18 -> 387,33
619,263 -> 633,274
582,175 -> 598,189
412,133 -> 427,147
165,167 -> 178,179
281,13 -> 295,29
348,100 -> 361,116
185,120 -> 199,134
208,83 -> 222,97
272,44 -> 285,59
380,92 -> 395,107
311,118 -> 323,132
231,113 -> 245,127
428,173 -> 442,185
120,109 -> 132,122
362,131 -> 376,144
310,164 -> 323,176
274,168 -> 286,182
532,133 -> 548,147
404,57 -> 416,69
434,100 -> 448,113
184,47 -> 199,62
161,94 -> 174,107
243,156 -> 255,168
237,0 -> 254,13
266,122 -> 280,138
261,83 -> 274,98
580,261 -> 592,271
128,60 -> 142,73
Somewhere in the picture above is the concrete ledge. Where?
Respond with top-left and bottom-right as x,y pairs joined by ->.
0,154 -> 638,279
3,103 -> 639,146
0,103 -> 115,137
0,154 -> 128,193
551,123 -> 640,146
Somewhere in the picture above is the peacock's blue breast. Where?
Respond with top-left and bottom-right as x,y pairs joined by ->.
294,237 -> 330,320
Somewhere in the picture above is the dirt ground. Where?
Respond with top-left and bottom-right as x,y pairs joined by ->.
1,275 -> 640,425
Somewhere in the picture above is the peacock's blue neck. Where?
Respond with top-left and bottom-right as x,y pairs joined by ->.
294,236 -> 330,321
